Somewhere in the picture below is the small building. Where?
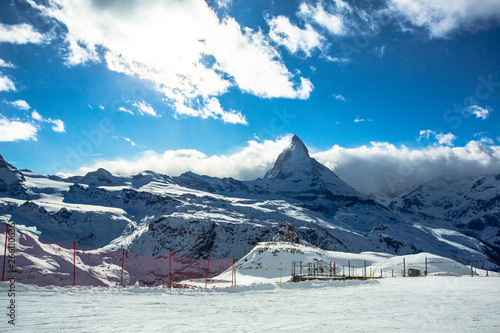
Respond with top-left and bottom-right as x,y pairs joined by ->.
408,268 -> 421,277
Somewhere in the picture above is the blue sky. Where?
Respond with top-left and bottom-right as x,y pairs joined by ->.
1,0 -> 500,196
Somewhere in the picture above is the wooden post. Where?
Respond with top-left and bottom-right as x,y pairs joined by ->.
2,224 -> 8,282
348,261 -> 350,278
169,251 -> 172,289
486,254 -> 489,277
120,248 -> 125,287
403,258 -> 406,277
334,262 -> 336,280
232,256 -> 235,286
470,255 -> 473,277
205,257 -> 211,288
425,257 -> 427,276
364,261 -> 366,279
73,242 -> 76,286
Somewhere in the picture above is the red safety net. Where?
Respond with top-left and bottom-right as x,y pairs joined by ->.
1,226 -> 234,288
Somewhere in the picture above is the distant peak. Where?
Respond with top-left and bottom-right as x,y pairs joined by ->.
290,135 -> 309,155
264,135 -> 312,179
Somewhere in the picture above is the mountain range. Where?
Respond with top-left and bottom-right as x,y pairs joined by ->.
0,135 -> 498,269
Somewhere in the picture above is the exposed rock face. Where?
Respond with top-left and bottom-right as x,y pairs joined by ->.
272,221 -> 300,244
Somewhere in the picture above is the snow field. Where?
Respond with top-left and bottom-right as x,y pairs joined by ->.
1,276 -> 499,332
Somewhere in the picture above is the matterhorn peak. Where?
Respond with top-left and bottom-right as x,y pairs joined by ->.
290,134 -> 309,155
264,135 -> 313,179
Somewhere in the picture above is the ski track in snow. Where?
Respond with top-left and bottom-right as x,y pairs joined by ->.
1,277 -> 499,332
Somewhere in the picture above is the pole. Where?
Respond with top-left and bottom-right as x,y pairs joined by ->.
73,242 -> 76,286
120,248 -> 125,287
169,251 -> 172,289
364,261 -> 366,279
403,258 -> 406,277
425,257 -> 427,276
2,224 -> 8,282
470,255 -> 473,277
280,258 -> 282,285
334,262 -> 336,280
486,254 -> 489,277
205,257 -> 211,288
348,261 -> 350,278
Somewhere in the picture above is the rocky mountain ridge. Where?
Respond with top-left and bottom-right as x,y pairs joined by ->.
0,135 -> 498,269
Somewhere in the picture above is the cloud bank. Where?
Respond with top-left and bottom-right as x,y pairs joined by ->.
71,135 -> 500,200
76,136 -> 291,181
314,140 -> 500,198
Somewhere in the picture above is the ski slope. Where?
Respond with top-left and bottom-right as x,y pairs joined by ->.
1,276 -> 499,332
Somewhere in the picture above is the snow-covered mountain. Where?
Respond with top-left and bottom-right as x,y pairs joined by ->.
389,174 -> 500,264
0,135 -> 498,269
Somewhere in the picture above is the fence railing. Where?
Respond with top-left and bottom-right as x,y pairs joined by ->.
1,224 -> 235,288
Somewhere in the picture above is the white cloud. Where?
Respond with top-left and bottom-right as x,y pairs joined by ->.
30,110 -> 65,133
6,100 -> 30,110
419,129 -> 456,146
50,119 -> 65,133
313,140 -> 500,198
113,136 -> 145,149
324,56 -> 351,63
0,74 -> 16,92
123,137 -> 136,147
0,116 -> 38,142
388,0 -> 500,37
118,107 -> 134,115
31,0 -> 311,123
31,111 -> 43,121
76,136 -> 291,180
201,98 -> 247,125
333,94 -> 346,102
131,101 -> 159,117
354,116 -> 373,123
0,23 -> 45,44
375,45 -> 386,57
464,105 -> 491,120
299,2 -> 347,35
0,59 -> 15,68
268,16 -> 324,56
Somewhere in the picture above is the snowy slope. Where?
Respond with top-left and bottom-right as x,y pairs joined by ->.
232,242 -> 491,286
389,174 -> 500,264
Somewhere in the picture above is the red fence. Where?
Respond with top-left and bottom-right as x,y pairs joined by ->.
1,224 -> 235,288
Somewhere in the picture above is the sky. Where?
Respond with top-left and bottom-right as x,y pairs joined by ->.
1,0 -> 500,198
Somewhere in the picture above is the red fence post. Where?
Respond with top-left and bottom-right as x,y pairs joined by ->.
169,251 -> 172,289
73,242 -> 76,286
205,258 -> 211,288
2,224 -> 8,282
120,248 -> 125,287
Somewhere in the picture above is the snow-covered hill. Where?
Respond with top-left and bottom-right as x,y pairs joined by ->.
0,135 -> 498,269
389,174 -> 500,264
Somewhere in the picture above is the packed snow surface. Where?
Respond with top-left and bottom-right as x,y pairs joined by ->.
1,277 -> 499,332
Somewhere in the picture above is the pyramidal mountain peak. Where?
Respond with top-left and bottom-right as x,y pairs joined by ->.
264,134 -> 313,179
